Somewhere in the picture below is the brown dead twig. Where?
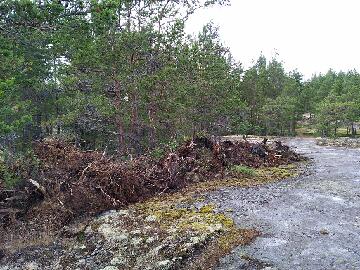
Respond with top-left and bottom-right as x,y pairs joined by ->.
0,137 -> 303,234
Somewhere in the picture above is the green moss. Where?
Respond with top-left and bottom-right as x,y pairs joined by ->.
215,214 -> 234,228
183,221 -> 210,231
199,204 -> 215,214
258,165 -> 298,179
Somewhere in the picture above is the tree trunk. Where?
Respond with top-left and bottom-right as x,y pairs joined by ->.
290,118 -> 296,135
113,78 -> 126,155
351,123 -> 356,137
148,100 -> 157,149
130,90 -> 141,154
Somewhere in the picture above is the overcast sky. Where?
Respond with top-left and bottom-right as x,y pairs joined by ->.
185,0 -> 360,79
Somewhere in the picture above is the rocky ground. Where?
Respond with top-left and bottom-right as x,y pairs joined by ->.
213,138 -> 360,270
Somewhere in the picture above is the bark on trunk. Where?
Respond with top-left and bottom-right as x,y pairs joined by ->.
113,78 -> 125,155
148,101 -> 157,149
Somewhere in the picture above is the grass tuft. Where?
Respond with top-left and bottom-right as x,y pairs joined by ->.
231,165 -> 258,176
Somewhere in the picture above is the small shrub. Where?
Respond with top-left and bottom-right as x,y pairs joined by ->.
150,147 -> 166,159
0,149 -> 40,188
0,163 -> 20,188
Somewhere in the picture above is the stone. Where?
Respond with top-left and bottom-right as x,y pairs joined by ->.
131,237 -> 142,246
110,256 -> 125,265
145,215 -> 157,222
97,223 -> 128,242
24,262 -> 38,270
101,266 -> 118,270
157,260 -> 171,267
320,229 -> 329,235
146,237 -> 155,244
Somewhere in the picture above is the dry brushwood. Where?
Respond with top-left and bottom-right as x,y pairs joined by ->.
0,137 -> 303,233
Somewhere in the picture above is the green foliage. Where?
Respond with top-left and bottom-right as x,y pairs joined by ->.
150,138 -> 183,159
0,162 -> 21,188
231,165 -> 257,176
1,0 -> 360,165
0,78 -> 32,135
309,71 -> 360,137
150,147 -> 166,160
241,56 -> 303,136
1,148 -> 40,188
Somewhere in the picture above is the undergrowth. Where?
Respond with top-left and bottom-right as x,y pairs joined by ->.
0,149 -> 40,188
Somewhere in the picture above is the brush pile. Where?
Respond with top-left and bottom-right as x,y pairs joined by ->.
0,137 -> 303,230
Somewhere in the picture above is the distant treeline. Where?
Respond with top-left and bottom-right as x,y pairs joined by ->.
1,0 -> 359,157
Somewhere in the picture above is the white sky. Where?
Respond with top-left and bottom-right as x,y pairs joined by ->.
185,0 -> 360,79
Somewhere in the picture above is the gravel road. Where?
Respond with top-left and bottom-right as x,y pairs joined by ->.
211,138 -> 360,270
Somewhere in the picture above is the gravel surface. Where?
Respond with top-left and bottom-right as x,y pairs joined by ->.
211,138 -> 360,270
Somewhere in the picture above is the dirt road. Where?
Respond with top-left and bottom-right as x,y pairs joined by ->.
212,138 -> 360,270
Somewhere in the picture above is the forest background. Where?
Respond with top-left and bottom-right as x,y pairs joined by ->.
1,0 -> 359,166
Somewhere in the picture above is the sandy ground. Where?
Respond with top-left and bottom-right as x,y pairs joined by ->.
211,138 -> 360,270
